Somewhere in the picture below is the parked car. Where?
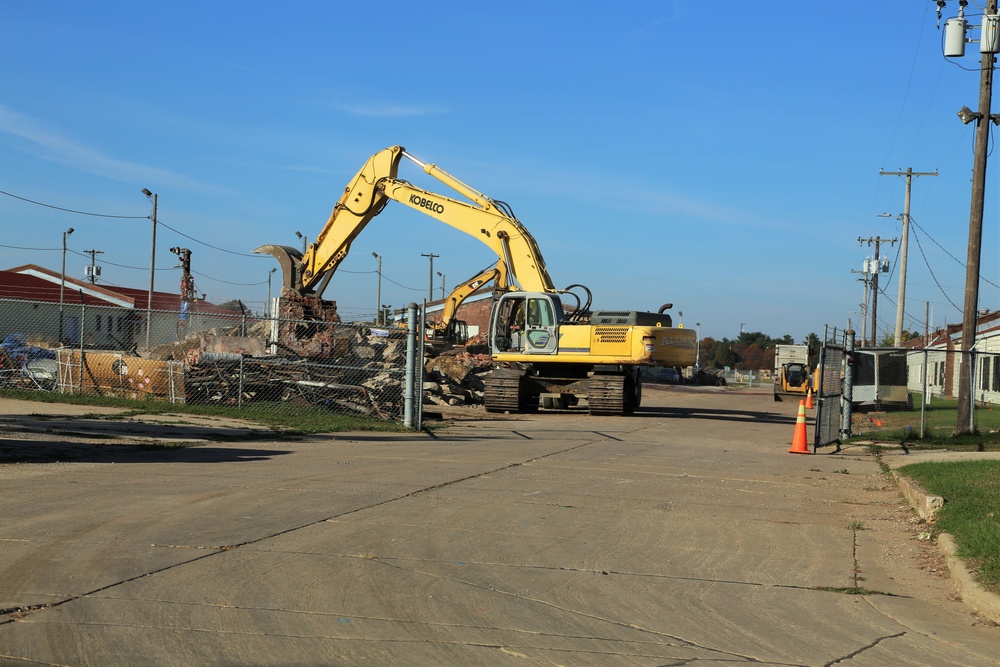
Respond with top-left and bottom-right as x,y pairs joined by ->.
656,367 -> 681,384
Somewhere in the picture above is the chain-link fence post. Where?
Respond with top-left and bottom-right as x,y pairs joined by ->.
840,328 -> 854,440
78,300 -> 86,393
404,302 -> 417,428
969,348 -> 978,433
237,354 -> 244,409
417,301 -> 426,430
920,345 -> 928,438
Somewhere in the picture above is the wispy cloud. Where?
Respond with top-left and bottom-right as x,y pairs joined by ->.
0,103 -> 216,191
330,102 -> 448,118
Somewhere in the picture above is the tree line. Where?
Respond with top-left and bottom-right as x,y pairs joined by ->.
698,331 -> 821,371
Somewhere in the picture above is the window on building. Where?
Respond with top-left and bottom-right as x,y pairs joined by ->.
982,357 -> 991,391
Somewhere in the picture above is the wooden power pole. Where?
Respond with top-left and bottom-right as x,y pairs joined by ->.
957,0 -> 998,433
879,168 -> 938,346
859,236 -> 897,346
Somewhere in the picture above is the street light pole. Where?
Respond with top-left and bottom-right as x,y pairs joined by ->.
142,189 -> 157,351
421,252 -> 439,302
437,271 -> 446,299
695,322 -> 701,368
59,227 -> 74,343
266,268 -> 276,318
371,252 -> 382,325
296,231 -> 307,255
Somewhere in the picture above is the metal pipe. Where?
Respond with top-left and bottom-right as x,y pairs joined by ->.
840,329 -> 855,440
404,302 -> 418,428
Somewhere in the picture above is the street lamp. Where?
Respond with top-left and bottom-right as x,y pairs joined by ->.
437,271 -> 446,299
142,189 -> 157,351
59,227 -> 74,343
295,231 -> 307,254
372,252 -> 382,325
266,267 -> 277,318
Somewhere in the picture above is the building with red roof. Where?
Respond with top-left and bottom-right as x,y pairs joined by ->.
0,264 -> 243,350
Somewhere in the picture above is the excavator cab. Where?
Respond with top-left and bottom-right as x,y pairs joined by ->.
490,292 -> 561,355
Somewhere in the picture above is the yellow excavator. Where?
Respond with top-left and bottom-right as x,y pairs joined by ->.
256,146 -> 695,415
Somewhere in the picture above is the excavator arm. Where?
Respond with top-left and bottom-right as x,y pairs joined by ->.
255,146 -> 403,297
429,260 -> 510,342
255,146 -> 556,298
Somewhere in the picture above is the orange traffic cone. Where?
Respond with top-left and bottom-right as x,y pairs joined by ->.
789,400 -> 810,454
805,388 -> 814,409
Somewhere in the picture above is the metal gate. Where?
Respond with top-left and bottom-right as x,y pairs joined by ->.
813,342 -> 844,451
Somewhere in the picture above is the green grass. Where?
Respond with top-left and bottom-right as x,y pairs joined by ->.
848,394 -> 1000,451
0,388 -> 408,434
896,460 -> 1000,594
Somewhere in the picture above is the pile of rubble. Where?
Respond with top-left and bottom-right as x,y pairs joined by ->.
422,339 -> 493,407
146,321 -> 491,416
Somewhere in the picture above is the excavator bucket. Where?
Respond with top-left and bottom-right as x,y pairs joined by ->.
253,244 -> 304,293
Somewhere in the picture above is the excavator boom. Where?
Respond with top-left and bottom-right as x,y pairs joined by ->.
255,146 -> 555,297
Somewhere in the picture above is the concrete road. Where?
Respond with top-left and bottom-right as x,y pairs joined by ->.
0,387 -> 997,666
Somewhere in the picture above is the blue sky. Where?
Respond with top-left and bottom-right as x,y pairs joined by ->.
1,1 -> 997,342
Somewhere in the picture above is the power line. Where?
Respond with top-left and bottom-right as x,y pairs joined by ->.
910,225 -> 962,311
155,219 -> 264,258
192,270 -> 268,287
1,187 -> 267,259
0,189 -> 147,219
0,243 -> 58,251
908,215 -> 1000,289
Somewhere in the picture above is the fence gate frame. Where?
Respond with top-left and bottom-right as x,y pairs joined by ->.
813,340 -> 846,452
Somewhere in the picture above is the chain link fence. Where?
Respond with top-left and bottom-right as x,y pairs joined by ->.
0,298 -> 416,424
848,347 -> 1000,439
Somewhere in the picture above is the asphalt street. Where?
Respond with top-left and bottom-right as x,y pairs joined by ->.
0,387 -> 997,666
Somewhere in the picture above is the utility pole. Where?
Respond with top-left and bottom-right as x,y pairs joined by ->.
82,249 -> 104,284
851,263 -> 871,345
957,0 -> 998,432
858,236 -> 896,346
880,168 -> 938,346
421,253 -> 439,302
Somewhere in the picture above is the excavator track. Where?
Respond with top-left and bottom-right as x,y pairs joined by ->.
587,372 -> 639,416
484,368 -> 529,413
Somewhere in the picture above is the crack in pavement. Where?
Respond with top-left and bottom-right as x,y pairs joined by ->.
821,631 -> 906,666
0,432 -> 620,624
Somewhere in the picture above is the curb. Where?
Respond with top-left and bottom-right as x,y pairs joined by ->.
938,534 -> 1000,625
892,472 -> 944,521
892,472 -> 1000,624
